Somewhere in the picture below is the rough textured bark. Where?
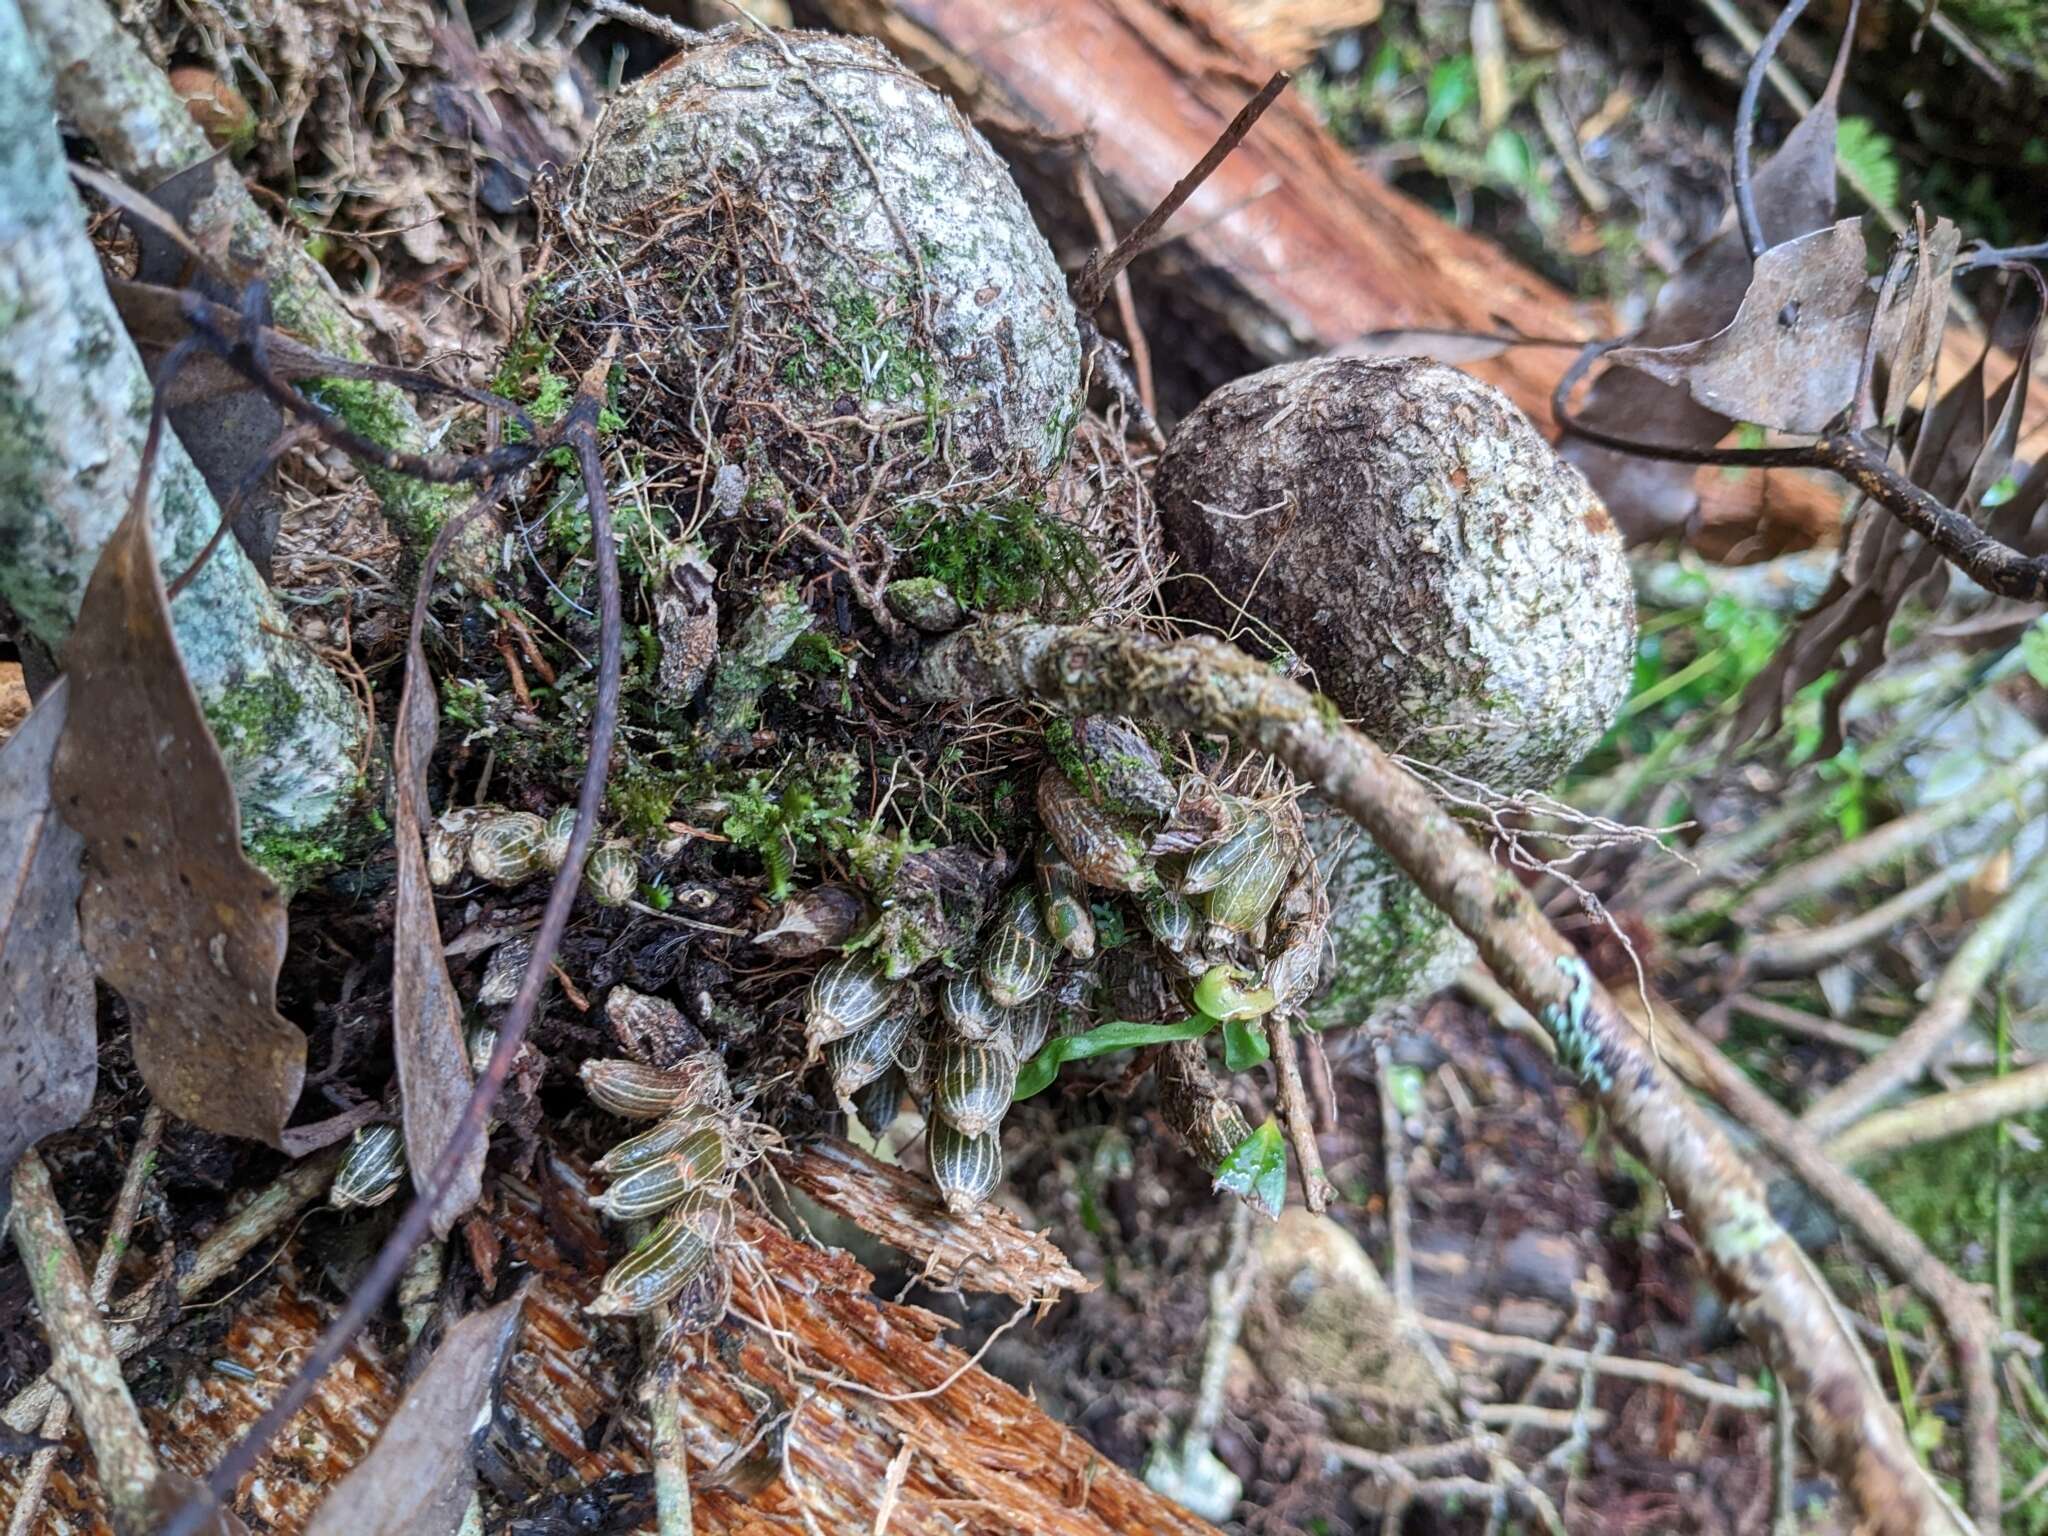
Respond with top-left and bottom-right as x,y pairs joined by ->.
909,619 -> 1970,1536
0,0 -> 363,851
0,1150 -> 1222,1536
812,0 -> 1847,544
16,0 -> 465,544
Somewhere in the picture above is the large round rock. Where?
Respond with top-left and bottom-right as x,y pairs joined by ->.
570,27 -> 1080,486
1156,358 -> 1634,788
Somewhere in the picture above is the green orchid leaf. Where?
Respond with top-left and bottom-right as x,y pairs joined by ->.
1013,1015 -> 1216,1102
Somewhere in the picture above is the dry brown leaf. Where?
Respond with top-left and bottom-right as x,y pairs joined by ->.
783,1137 -> 1094,1305
303,1285 -> 529,1536
0,679 -> 96,1223
1870,214 -> 1961,428
51,498 -> 305,1147
393,633 -> 484,1236
1607,220 -> 1873,435
1560,24 -> 1851,537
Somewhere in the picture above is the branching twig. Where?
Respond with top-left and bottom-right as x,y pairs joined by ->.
8,1151 -> 162,1535
1735,737 -> 2048,926
908,618 -> 1969,1536
3,1145 -> 343,1435
8,1107 -> 166,1536
1744,846 -> 2003,976
1801,848 -> 2048,1141
1418,1316 -> 1770,1411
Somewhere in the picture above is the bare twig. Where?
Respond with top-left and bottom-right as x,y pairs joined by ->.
8,1151 -> 161,1534
640,1312 -> 696,1536
1418,1316 -> 1772,1411
1732,0 -> 1814,260
1073,165 -> 1155,420
1827,1058 -> 2048,1166
1373,1041 -> 1417,1312
1735,738 -> 2048,925
1744,846 -> 2002,975
8,1107 -> 166,1536
158,350 -> 626,1536
1643,1005 -> 2003,1529
909,618 -> 1966,1536
1802,849 -> 2048,1141
1073,72 -> 1289,313
1268,1016 -> 1330,1212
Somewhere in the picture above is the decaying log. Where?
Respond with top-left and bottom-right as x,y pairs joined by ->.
812,0 -> 1852,545
781,1137 -> 1093,1305
0,1150 -> 1213,1535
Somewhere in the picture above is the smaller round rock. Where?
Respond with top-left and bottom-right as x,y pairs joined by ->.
1155,357 -> 1634,789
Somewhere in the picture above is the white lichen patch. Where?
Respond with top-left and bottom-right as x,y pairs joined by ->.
565,26 -> 1080,486
1155,357 -> 1635,789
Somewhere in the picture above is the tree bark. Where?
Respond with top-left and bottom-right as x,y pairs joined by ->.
0,0 -> 364,851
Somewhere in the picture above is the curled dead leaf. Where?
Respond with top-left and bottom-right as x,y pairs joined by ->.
52,499 -> 305,1148
393,631 -> 485,1237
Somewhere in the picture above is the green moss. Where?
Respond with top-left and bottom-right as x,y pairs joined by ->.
1866,1111 -> 2048,1341
1309,853 -> 1469,1029
246,826 -> 350,889
204,673 -> 305,762
895,498 -> 1099,617
306,377 -> 464,540
781,287 -> 938,411
722,756 -> 861,901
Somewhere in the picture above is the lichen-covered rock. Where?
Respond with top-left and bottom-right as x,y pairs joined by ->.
1155,357 -> 1634,789
563,26 -> 1080,492
1303,800 -> 1472,1030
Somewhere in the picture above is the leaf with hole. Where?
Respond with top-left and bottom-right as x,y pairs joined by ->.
1606,220 -> 1874,435
52,497 -> 305,1147
1559,18 -> 1853,535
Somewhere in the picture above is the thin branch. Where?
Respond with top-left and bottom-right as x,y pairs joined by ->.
908,619 -> 1968,1536
1268,1016 -> 1330,1212
1374,1041 -> 1417,1312
1827,1058 -> 2048,1166
1073,71 -> 1289,313
4,1145 -> 343,1434
8,1107 -> 166,1536
1743,845 -> 2001,976
1417,1316 -> 1771,1411
1733,0 -> 1814,261
1799,849 -> 2048,1140
8,1152 -> 161,1535
158,349 -> 626,1536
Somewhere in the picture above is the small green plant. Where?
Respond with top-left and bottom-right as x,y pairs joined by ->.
722,757 -> 861,901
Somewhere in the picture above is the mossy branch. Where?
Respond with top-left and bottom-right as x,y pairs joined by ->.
910,618 -> 1970,1536
0,0 -> 365,865
17,0 -> 480,549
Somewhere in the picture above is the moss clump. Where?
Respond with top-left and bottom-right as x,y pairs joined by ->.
204,672 -> 305,763
895,499 -> 1099,616
246,826 -> 351,891
306,377 -> 464,540
1306,817 -> 1472,1029
722,756 -> 861,902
